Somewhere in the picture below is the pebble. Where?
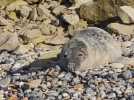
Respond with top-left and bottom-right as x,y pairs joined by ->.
62,92 -> 70,99
110,63 -> 124,69
37,4 -> 54,20
28,79 -> 42,88
122,70 -> 133,79
20,6 -> 32,18
30,8 -> 38,20
108,92 -> 116,99
58,72 -> 65,79
0,75 -> 11,88
73,76 -> 80,84
74,84 -> 84,93
64,72 -> 73,81
26,0 -> 40,4
85,88 -> 96,96
52,5 -> 66,16
100,90 -> 106,98
0,16 -> 10,25
47,90 -> 59,97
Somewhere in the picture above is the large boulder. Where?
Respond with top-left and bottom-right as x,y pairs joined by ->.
0,0 -> 17,8
79,0 -> 134,24
0,32 -> 19,51
107,23 -> 134,36
118,6 -> 134,24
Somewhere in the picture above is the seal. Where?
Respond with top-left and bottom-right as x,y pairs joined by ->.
58,27 -> 122,71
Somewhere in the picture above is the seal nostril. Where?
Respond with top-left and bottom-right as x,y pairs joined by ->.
64,54 -> 67,58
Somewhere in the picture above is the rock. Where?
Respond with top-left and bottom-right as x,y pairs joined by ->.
23,29 -> 42,40
8,11 -> 18,22
125,85 -> 133,95
47,68 -> 59,78
28,79 -> 42,88
26,89 -> 44,100
9,95 -> 18,100
29,8 -> 38,21
62,13 -> 79,25
47,90 -> 59,97
23,97 -> 28,100
64,73 -> 73,81
110,63 -> 124,69
14,43 -> 34,55
26,0 -> 40,4
21,28 -> 46,44
62,92 -> 70,99
69,0 -> 93,9
0,51 -> 15,64
0,0 -> 18,8
35,44 -> 62,59
118,6 -> 134,24
68,20 -> 88,36
0,91 -> 4,100
52,5 -> 66,16
37,4 -> 55,20
107,23 -> 134,36
100,90 -> 106,98
48,1 -> 59,9
6,0 -> 28,11
39,23 -> 57,35
79,1 -> 115,23
31,36 -> 46,45
20,6 -> 32,18
11,60 -> 30,72
85,88 -> 96,96
0,75 -> 11,88
0,32 -> 19,51
44,27 -> 69,45
122,70 -> 133,79
74,84 -> 84,93
108,92 -> 116,99
0,64 -> 12,71
79,0 -> 134,23
0,16 -> 10,26
122,41 -> 132,48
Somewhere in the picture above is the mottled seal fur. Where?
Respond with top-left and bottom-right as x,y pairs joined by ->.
58,27 -> 122,71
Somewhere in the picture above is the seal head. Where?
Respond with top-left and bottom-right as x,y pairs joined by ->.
58,39 -> 88,72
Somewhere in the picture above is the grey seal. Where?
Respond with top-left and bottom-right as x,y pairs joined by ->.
58,27 -> 123,71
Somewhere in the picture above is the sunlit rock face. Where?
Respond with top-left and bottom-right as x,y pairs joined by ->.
79,0 -> 134,24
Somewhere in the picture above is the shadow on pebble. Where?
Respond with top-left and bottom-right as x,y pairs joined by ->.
10,57 -> 59,74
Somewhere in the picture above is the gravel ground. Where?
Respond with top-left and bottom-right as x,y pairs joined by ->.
0,64 -> 133,100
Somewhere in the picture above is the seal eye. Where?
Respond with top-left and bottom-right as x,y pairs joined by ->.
78,53 -> 83,57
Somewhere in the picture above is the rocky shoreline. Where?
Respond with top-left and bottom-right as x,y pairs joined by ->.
0,0 -> 134,100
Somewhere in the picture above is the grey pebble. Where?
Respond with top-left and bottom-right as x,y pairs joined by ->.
64,72 -> 73,81
123,70 -> 133,79
0,75 -> 11,88
108,92 -> 116,99
47,90 -> 59,97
